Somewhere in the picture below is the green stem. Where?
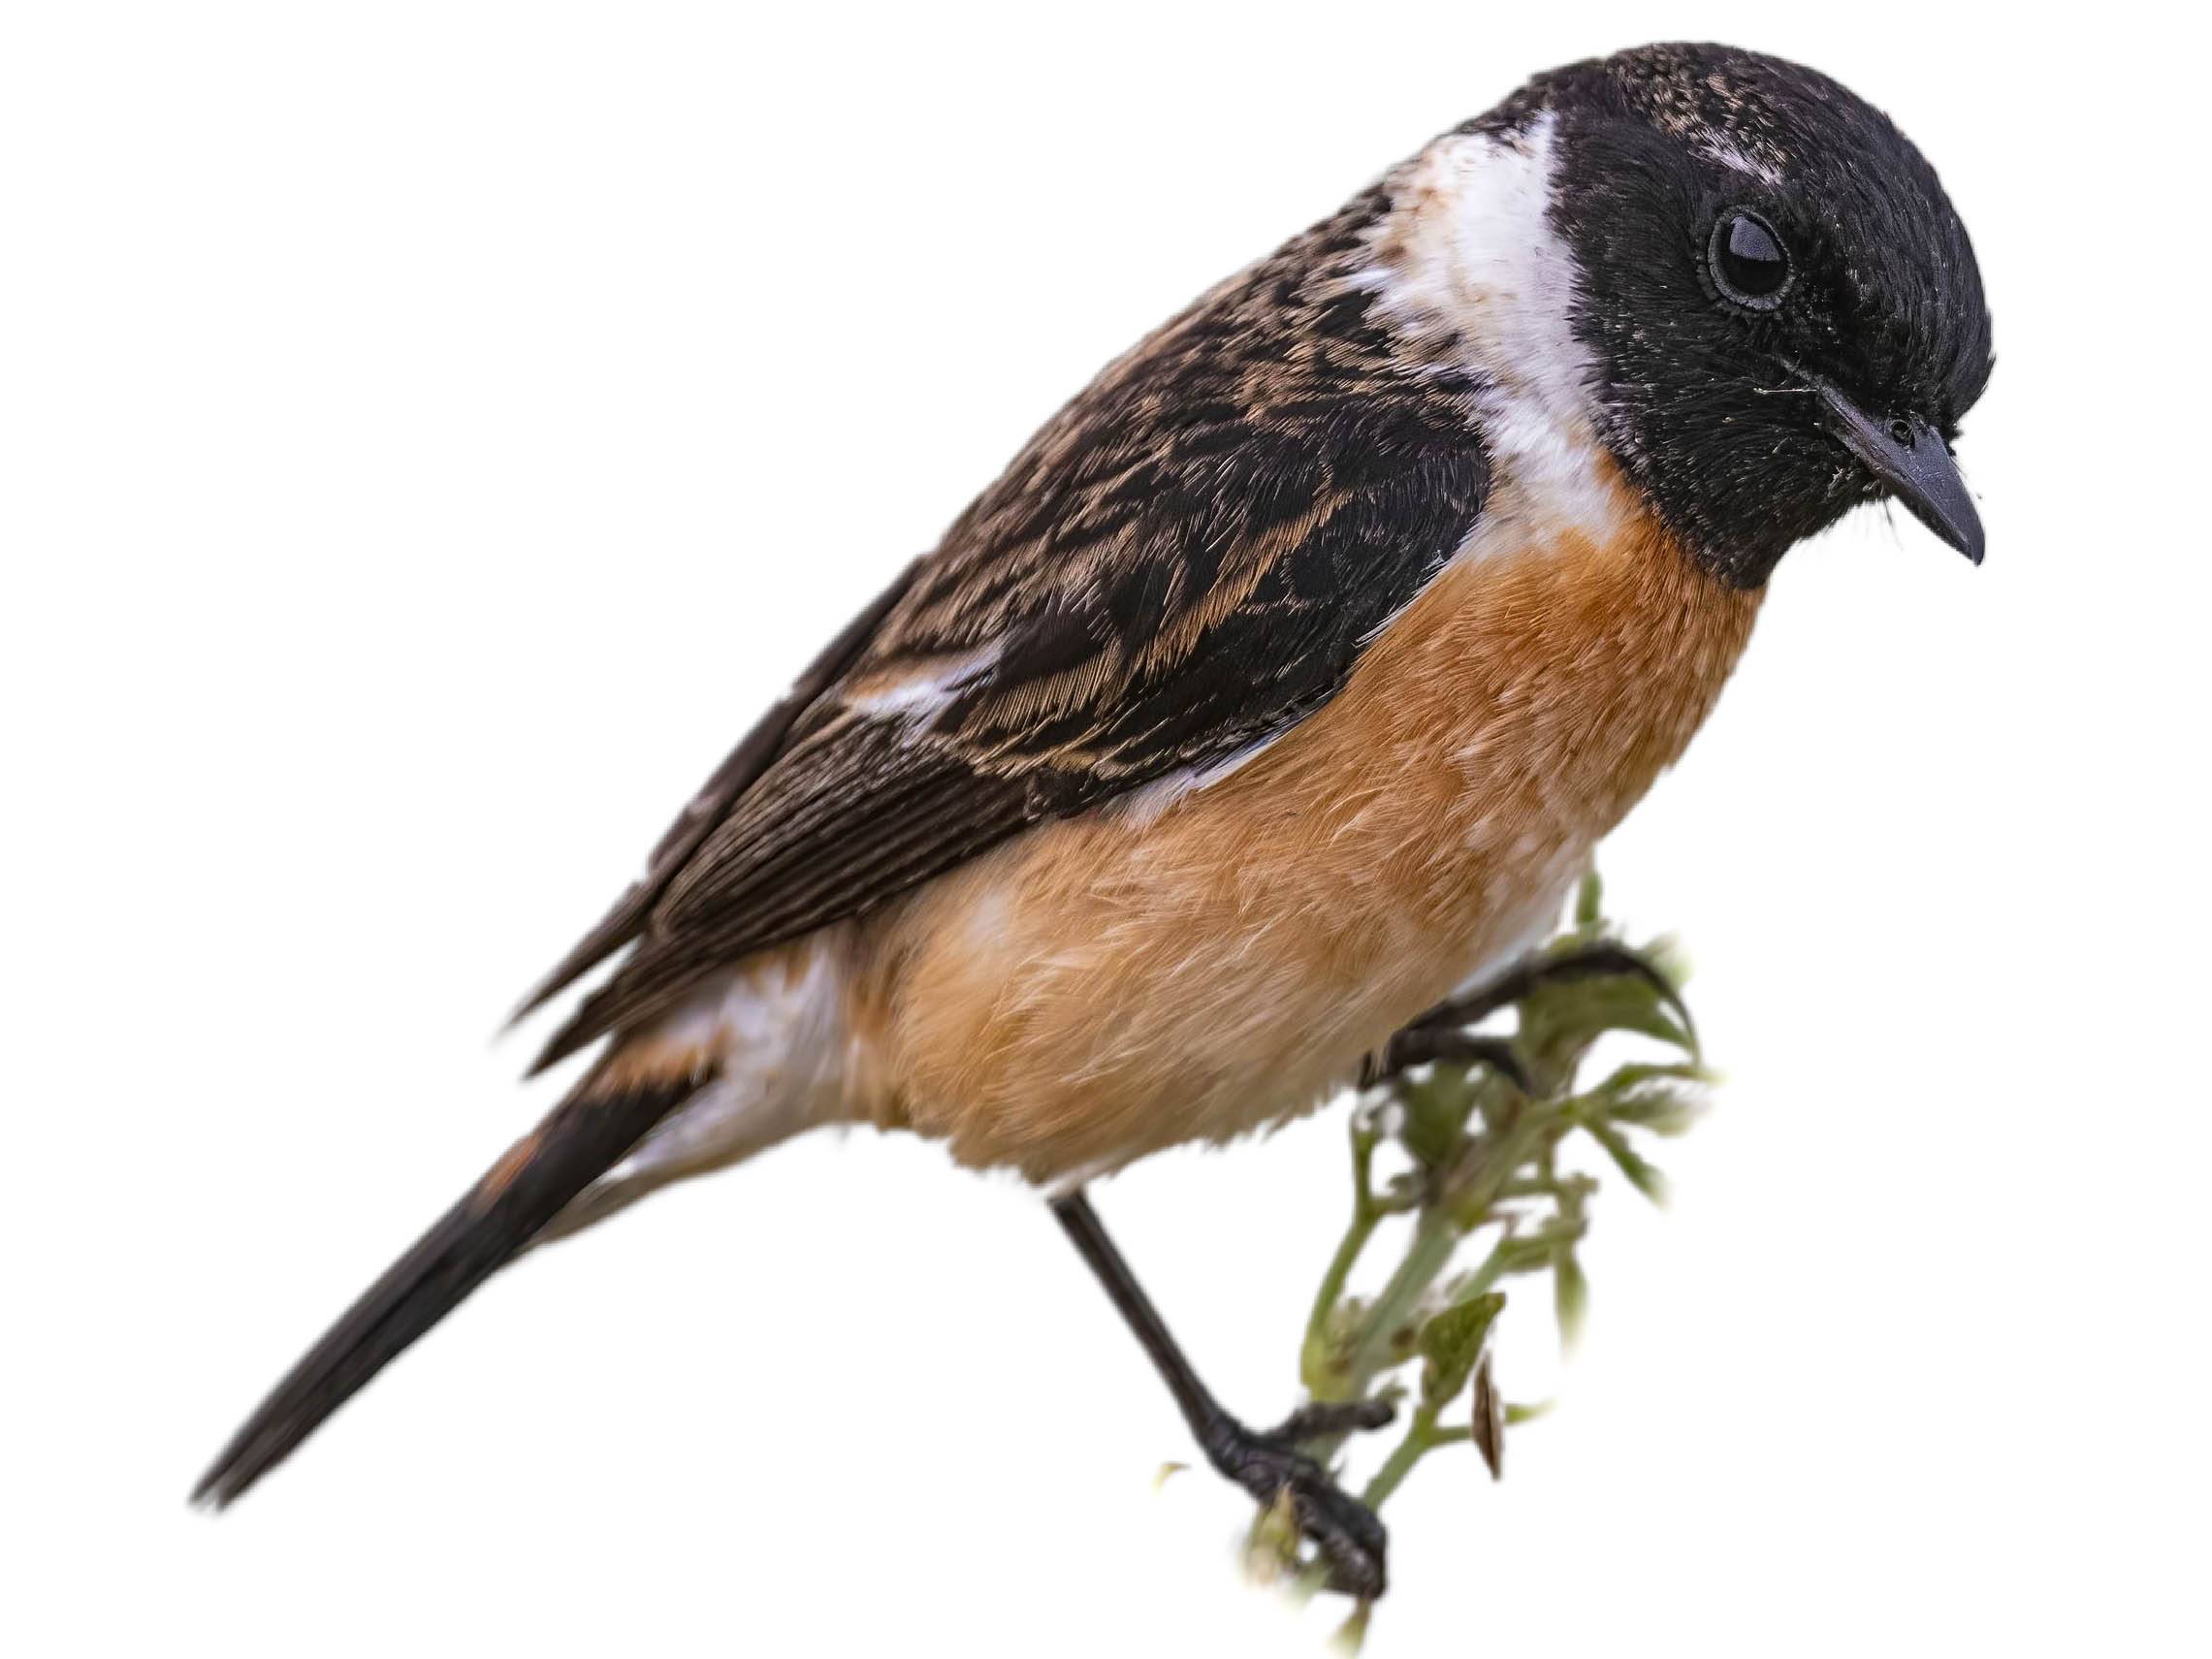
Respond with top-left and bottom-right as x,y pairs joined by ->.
1300,1128 -> 1383,1397
1442,1242 -> 1511,1310
1301,1212 -> 1379,1391
1345,1207 -> 1461,1381
1341,1109 -> 1558,1384
1361,1401 -> 1444,1511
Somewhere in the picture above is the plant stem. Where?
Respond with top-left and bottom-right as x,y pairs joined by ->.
1345,1206 -> 1461,1382
1442,1242 -> 1511,1310
1301,1211 -> 1379,1393
1361,1400 -> 1445,1511
1263,885 -> 1712,1610
1341,1107 -> 1558,1382
1300,1127 -> 1383,1397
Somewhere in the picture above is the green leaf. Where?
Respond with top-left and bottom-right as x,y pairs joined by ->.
1523,973 -> 1698,1061
1588,999 -> 1696,1056
1245,1486 -> 1304,1584
1397,1070 -> 1476,1168
1487,1234 -> 1556,1277
1418,1292 -> 1505,1407
1586,1119 -> 1671,1205
1567,1062 -> 1711,1145
1597,1060 -> 1714,1092
1554,1247 -> 1589,1352
1331,1600 -> 1374,1653
1603,1083 -> 1709,1138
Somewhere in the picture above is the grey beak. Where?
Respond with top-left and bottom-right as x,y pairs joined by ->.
1814,381 -> 1985,564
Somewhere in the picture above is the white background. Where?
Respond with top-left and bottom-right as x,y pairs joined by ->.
5,3 -> 2206,1654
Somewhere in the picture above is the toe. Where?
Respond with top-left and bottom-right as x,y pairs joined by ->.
1264,1397 -> 1396,1446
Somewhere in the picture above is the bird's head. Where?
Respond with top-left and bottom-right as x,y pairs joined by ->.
1395,43 -> 1993,586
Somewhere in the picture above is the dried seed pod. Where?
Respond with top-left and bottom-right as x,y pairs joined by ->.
1471,1352 -> 1506,1482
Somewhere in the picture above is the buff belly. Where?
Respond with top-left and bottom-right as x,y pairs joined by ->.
857,489 -> 1761,1183
565,483 -> 1759,1222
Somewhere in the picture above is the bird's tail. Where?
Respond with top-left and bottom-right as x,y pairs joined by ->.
191,1070 -> 702,1509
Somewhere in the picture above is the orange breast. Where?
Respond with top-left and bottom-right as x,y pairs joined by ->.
856,482 -> 1761,1182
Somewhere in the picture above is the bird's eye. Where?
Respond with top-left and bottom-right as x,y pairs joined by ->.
1709,209 -> 1792,310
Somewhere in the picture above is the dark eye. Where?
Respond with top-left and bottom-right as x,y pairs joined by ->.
1709,209 -> 1791,309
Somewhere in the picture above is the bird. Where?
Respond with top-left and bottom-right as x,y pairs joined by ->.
195,41 -> 1991,1599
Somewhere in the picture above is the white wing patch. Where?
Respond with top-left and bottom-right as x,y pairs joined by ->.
839,642 -> 1003,720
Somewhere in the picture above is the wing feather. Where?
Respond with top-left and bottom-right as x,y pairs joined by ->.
525,186 -> 1493,1070
510,557 -> 926,1025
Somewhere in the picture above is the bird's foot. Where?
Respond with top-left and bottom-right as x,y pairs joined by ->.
1477,940 -> 1688,1028
1259,1397 -> 1396,1449
1206,1402 -> 1394,1600
1366,940 -> 1690,1091
1362,1029 -> 1534,1093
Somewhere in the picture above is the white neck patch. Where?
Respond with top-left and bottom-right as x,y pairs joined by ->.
1346,112 -> 1619,536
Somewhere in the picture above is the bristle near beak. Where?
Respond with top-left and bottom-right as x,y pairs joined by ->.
1812,380 -> 1985,564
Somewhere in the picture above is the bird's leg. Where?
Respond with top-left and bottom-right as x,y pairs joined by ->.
1049,1189 -> 1394,1600
1362,941 -> 1689,1088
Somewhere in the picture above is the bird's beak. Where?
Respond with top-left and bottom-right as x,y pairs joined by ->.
1813,381 -> 1985,565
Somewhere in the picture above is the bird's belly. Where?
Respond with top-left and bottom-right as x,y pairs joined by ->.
857,495 -> 1760,1182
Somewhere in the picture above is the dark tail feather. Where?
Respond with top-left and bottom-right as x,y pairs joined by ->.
192,1074 -> 699,1509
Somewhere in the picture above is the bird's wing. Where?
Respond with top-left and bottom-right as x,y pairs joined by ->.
521,257 -> 1491,1071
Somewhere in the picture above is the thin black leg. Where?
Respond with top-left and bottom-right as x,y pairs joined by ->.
1050,1188 -> 1392,1599
1051,1188 -> 1228,1445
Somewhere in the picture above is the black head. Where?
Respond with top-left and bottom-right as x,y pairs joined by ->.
1512,44 -> 1993,586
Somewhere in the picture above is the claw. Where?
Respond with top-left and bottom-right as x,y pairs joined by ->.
1365,1030 -> 1534,1094
1400,941 -> 1692,1046
1208,1419 -> 1391,1600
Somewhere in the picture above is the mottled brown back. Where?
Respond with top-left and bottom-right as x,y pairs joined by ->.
529,187 -> 1493,1070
